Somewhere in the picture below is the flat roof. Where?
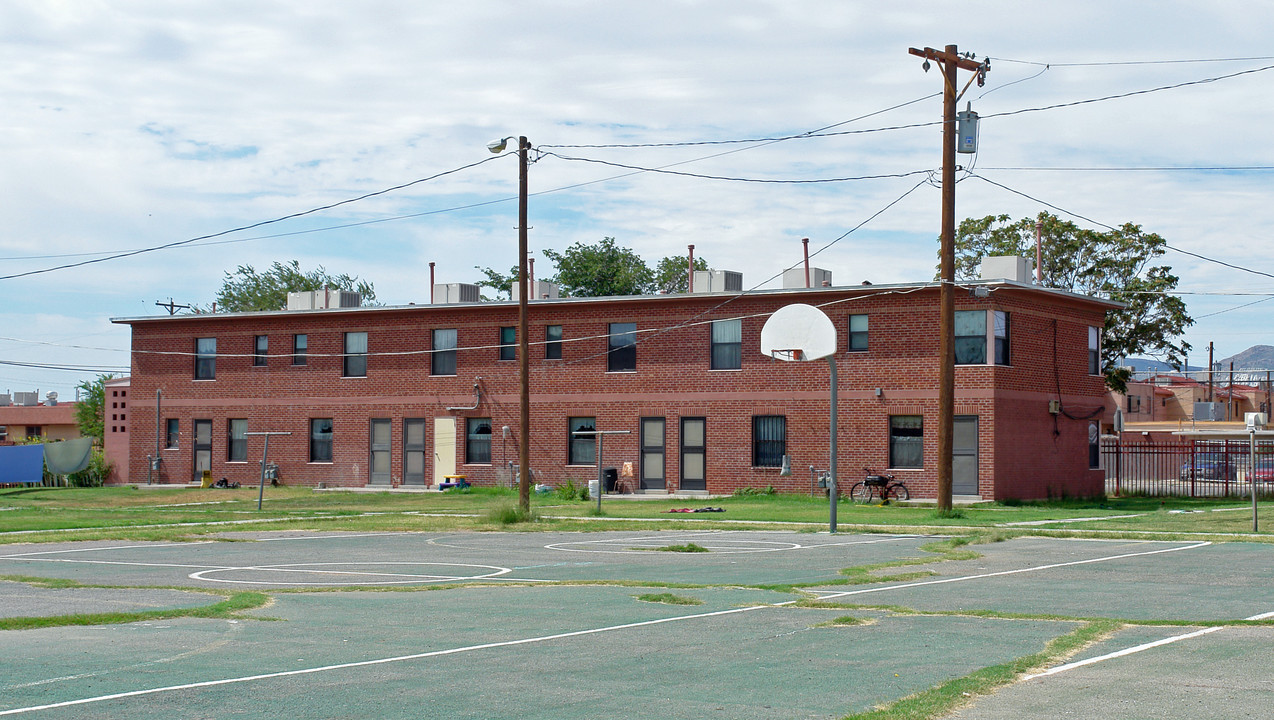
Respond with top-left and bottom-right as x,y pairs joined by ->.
111,278 -> 1124,325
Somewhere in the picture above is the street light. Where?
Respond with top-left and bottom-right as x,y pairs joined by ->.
489,135 -> 532,514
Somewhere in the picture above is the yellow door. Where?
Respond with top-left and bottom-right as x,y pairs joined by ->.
433,417 -> 457,485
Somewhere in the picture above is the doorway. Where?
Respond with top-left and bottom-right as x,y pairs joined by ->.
433,417 -> 457,485
953,415 -> 979,496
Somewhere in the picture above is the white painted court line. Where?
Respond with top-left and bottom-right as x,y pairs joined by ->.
813,541 -> 1213,601
0,539 -> 1220,716
0,602 -> 779,717
1021,608 -> 1274,681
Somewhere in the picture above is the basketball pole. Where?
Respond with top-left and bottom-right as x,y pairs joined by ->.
827,356 -> 838,533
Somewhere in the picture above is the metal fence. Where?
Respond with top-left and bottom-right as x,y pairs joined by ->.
1100,437 -> 1274,498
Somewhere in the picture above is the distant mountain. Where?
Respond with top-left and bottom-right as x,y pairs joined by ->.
1217,345 -> 1274,371
1121,357 -> 1198,373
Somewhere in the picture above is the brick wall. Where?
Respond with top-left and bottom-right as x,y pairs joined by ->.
117,282 -> 1115,499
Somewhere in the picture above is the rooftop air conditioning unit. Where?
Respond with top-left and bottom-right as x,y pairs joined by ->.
13,391 -> 39,407
286,290 -> 362,310
0,394 -> 10,407
434,283 -> 480,304
782,267 -> 831,289
511,281 -> 560,301
691,270 -> 743,293
980,255 -> 1034,283
46,391 -> 58,406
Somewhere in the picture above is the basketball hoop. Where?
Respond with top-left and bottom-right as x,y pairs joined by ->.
769,348 -> 805,362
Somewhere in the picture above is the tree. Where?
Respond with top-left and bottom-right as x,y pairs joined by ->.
652,255 -> 709,294
541,237 -> 655,297
74,374 -> 113,445
205,260 -> 377,312
474,264 -> 518,301
952,212 -> 1193,391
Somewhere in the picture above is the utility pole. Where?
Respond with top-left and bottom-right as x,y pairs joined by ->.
155,298 -> 190,315
517,136 -> 532,515
908,44 -> 987,512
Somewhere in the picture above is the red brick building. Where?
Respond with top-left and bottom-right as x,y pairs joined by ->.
112,276 -> 1117,500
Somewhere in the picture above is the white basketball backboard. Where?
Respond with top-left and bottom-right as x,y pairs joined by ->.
760,303 -> 837,361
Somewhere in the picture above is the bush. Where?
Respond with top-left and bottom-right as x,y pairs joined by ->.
486,501 -> 539,525
68,450 -> 113,487
555,479 -> 590,501
732,485 -> 776,497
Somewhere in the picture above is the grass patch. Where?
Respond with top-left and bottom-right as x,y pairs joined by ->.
486,501 -> 539,525
813,614 -> 869,627
655,542 -> 709,553
634,592 -> 704,606
0,581 -> 271,632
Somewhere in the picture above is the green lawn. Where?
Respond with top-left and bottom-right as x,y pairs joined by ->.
0,484 -> 1269,543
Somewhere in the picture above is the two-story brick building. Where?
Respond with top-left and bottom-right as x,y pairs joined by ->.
111,269 -> 1117,500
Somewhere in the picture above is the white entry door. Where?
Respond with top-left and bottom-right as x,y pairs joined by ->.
433,417 -> 457,485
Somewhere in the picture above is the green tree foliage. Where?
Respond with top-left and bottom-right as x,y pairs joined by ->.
74,374 -> 113,444
207,260 -> 377,312
652,255 -> 709,294
474,264 -> 518,301
542,237 -> 655,297
953,212 -> 1193,391
476,239 -> 711,298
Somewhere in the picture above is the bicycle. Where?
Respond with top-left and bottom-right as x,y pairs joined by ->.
849,469 -> 909,503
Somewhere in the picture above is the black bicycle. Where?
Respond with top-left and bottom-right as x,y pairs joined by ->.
849,469 -> 909,503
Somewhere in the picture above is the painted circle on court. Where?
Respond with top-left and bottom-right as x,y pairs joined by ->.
189,561 -> 512,586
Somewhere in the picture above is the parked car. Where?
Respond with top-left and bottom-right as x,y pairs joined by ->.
1250,458 -> 1274,483
1179,453 -> 1238,481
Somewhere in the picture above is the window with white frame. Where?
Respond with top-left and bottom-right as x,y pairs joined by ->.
848,314 -> 868,352
195,338 -> 216,379
569,417 -> 596,465
710,319 -> 742,370
228,419 -> 248,462
432,328 -> 457,376
343,332 -> 368,377
889,415 -> 923,468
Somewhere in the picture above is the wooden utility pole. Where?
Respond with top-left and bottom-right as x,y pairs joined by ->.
517,136 -> 532,514
908,45 -> 987,512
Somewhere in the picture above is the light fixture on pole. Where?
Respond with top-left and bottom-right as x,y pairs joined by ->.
489,135 -> 533,514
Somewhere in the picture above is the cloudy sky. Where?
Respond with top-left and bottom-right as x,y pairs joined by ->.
2,1 -> 1272,400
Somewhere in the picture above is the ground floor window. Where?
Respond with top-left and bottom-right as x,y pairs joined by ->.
467,418 -> 492,464
310,418 -> 333,463
752,415 -> 785,467
569,417 -> 596,465
228,419 -> 248,462
889,415 -> 923,468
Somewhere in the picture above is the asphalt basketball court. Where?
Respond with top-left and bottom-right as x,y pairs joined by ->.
1,530 -> 1270,719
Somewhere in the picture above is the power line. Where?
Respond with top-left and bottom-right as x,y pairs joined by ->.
0,154 -> 509,281
539,151 -> 932,184
967,172 -> 1274,283
980,166 -> 1274,172
993,55 -> 1274,68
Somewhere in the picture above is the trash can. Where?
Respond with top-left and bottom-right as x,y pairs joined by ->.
603,467 -> 618,493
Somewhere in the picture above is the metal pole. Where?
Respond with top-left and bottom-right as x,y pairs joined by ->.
517,136 -> 532,515
151,388 -> 161,484
1251,428 -> 1259,532
828,356 -> 838,533
258,434 -> 270,511
596,432 -> 605,514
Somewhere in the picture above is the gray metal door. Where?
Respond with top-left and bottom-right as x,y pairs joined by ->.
953,415 -> 979,495
679,417 -> 706,492
369,419 -> 391,485
640,418 -> 665,490
403,419 -> 427,486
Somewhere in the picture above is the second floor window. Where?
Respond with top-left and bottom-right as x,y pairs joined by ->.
848,314 -> 868,352
710,319 -> 742,370
499,327 -> 516,361
195,338 -> 216,379
955,310 -> 1010,366
545,325 -> 562,360
608,323 -> 637,372
1089,326 -> 1102,375
253,335 -> 268,366
293,334 -> 308,366
432,328 -> 457,376
343,332 -> 368,377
